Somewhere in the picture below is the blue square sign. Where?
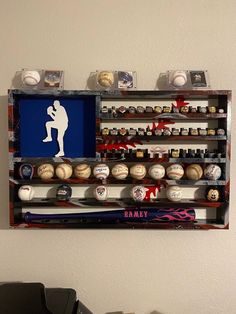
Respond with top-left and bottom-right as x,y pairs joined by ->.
18,96 -> 96,158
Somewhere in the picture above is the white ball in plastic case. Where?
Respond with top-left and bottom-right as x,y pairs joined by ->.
21,70 -> 41,86
169,70 -> 187,87
97,71 -> 114,88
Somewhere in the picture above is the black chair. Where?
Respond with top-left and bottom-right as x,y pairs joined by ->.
0,282 -> 77,314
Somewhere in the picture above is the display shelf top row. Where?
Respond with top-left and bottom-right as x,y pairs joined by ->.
9,89 -> 231,100
8,89 -> 230,159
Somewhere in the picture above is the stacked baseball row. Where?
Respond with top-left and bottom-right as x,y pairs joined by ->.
19,162 -> 222,181
17,183 -> 221,203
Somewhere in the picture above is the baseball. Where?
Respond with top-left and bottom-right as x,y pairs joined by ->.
185,164 -> 203,180
74,164 -> 91,179
166,186 -> 183,202
130,164 -> 147,180
111,163 -> 129,180
131,185 -> 146,202
169,70 -> 187,87
148,164 -> 165,180
166,164 -> 184,180
56,184 -> 72,201
19,163 -> 34,180
18,185 -> 35,201
37,163 -> 54,180
93,164 -> 110,180
204,164 -> 222,180
55,163 -> 73,180
97,71 -> 114,88
21,70 -> 41,86
94,185 -> 108,201
206,188 -> 220,202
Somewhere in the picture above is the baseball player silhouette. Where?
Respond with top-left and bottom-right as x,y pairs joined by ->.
43,100 -> 68,157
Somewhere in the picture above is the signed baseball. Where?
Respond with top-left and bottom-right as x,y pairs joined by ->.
56,184 -> 72,201
204,164 -> 222,180
130,164 -> 147,180
166,186 -> 183,202
97,71 -> 114,88
93,164 -> 110,180
21,70 -> 41,86
74,164 -> 91,179
169,70 -> 187,87
166,164 -> 184,180
19,163 -> 34,180
131,185 -> 146,202
94,185 -> 108,201
148,164 -> 165,180
37,163 -> 54,180
18,185 -> 35,201
111,163 -> 129,180
55,163 -> 73,180
185,164 -> 203,180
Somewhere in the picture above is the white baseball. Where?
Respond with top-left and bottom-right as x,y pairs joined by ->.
166,164 -> 184,180
93,164 -> 110,180
204,164 -> 222,180
37,163 -> 54,180
21,70 -> 41,86
148,164 -> 165,180
166,186 -> 183,202
94,185 -> 108,201
56,163 -> 73,180
130,185 -> 146,202
97,71 -> 114,88
111,163 -> 129,180
18,185 -> 35,201
130,164 -> 147,180
170,71 -> 187,87
74,164 -> 91,179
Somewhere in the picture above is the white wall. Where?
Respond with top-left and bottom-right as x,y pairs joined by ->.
0,1 -> 236,313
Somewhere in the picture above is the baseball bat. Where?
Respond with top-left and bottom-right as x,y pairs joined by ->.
24,208 -> 195,224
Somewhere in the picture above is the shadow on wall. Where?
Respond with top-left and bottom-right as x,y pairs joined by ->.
86,72 -> 97,90
0,95 -> 10,229
155,73 -> 169,90
11,71 -> 22,89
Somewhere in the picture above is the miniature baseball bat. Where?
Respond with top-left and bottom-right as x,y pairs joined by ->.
24,208 -> 195,224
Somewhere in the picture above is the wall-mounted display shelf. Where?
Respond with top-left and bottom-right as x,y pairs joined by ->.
9,89 -> 231,229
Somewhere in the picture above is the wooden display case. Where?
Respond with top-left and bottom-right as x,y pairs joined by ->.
9,89 -> 231,229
